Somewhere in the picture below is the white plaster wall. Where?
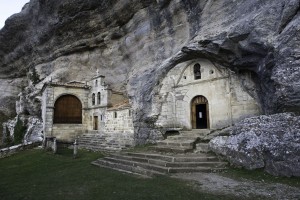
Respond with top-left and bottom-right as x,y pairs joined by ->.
156,59 -> 261,130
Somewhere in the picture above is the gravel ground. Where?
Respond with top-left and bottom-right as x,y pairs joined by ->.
172,172 -> 300,200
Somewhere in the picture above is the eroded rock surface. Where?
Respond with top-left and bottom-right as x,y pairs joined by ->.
0,0 -> 299,143
209,113 -> 300,177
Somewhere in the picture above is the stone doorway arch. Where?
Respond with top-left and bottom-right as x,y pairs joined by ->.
53,95 -> 82,124
191,95 -> 209,129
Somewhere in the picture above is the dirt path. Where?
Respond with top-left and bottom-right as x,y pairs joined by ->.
173,172 -> 300,200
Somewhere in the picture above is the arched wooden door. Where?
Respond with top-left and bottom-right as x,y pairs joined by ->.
54,95 -> 82,124
191,96 -> 209,129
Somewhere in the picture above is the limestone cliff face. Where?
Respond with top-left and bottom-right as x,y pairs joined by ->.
0,0 -> 299,143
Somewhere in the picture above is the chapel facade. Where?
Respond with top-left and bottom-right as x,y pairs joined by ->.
155,58 -> 261,130
41,74 -> 134,146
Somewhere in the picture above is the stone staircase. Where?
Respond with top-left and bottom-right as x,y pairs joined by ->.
78,131 -> 129,152
92,152 -> 227,176
92,129 -> 228,176
149,129 -> 211,153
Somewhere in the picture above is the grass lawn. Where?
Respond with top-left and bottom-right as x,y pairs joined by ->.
0,148 -> 236,200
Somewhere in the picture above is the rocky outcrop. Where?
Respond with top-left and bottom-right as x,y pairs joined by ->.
2,115 -> 42,145
209,113 -> 300,177
0,0 -> 299,143
23,116 -> 43,143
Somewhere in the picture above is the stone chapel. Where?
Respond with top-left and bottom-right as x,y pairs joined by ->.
41,74 -> 134,147
155,58 -> 261,130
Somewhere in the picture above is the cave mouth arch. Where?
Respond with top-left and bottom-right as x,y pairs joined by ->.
53,95 -> 82,124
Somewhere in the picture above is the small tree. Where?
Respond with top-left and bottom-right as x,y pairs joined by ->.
13,117 -> 27,144
29,67 -> 40,85
3,125 -> 14,147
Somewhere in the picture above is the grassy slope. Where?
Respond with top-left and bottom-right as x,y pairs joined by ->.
0,149 -> 236,200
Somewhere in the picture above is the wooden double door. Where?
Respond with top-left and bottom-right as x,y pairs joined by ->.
54,95 -> 82,124
191,96 -> 209,129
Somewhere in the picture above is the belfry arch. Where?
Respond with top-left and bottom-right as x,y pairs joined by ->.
191,95 -> 209,129
53,95 -> 82,124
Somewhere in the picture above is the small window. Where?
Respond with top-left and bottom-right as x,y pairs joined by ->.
95,80 -> 98,86
194,63 -> 201,80
114,112 -> 117,118
210,70 -> 214,75
128,110 -> 131,117
97,92 -> 101,105
183,76 -> 187,79
100,115 -> 103,121
92,93 -> 95,105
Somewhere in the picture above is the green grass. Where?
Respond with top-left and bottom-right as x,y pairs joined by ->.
219,167 -> 300,188
0,148 -> 236,200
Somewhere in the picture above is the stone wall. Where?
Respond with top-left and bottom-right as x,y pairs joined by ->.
105,108 -> 134,134
0,142 -> 40,159
52,124 -> 83,142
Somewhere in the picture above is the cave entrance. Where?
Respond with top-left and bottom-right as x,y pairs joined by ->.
191,96 -> 209,129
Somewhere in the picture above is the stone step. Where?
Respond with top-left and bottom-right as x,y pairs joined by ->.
120,152 -> 220,163
165,161 -> 227,168
123,152 -> 175,162
101,157 -> 169,173
80,136 -> 106,139
179,129 -> 211,135
167,135 -> 202,141
173,155 -> 218,162
91,159 -> 165,177
148,145 -> 194,153
195,143 -> 210,153
121,152 -> 218,162
79,144 -> 122,149
157,140 -> 195,147
77,133 -> 130,152
168,167 -> 227,173
108,154 -> 226,168
92,155 -> 227,175
79,139 -> 106,143
80,146 -> 122,152
79,143 -> 122,148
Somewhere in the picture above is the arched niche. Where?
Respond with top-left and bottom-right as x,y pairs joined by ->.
53,95 -> 82,124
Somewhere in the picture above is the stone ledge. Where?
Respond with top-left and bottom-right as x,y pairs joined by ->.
0,142 -> 41,159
